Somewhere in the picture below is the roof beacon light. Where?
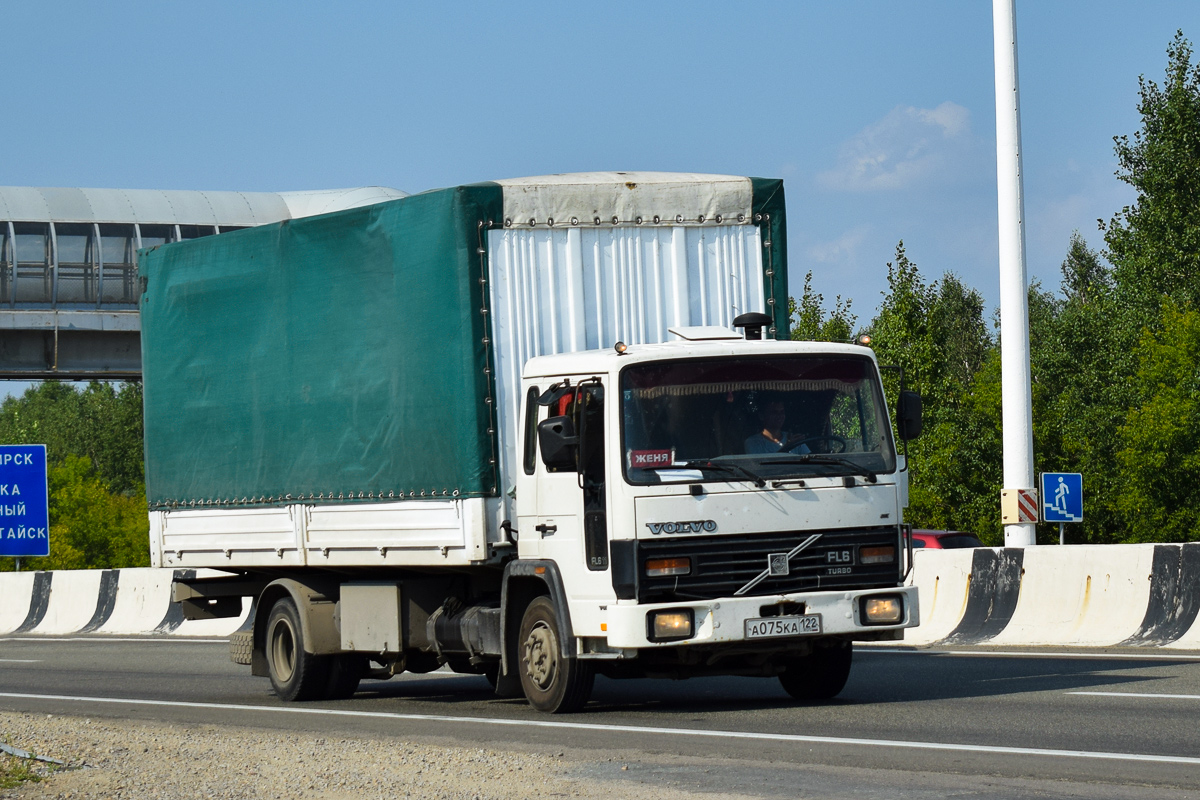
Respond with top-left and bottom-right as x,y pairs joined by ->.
732,312 -> 773,341
614,341 -> 629,355
857,334 -> 873,347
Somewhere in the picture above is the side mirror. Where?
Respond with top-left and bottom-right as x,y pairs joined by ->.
538,415 -> 578,470
898,390 -> 923,441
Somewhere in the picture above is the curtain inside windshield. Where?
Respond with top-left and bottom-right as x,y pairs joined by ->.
620,355 -> 896,482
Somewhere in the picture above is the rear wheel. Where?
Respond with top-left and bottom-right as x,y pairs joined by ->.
265,597 -> 329,701
324,654 -> 365,700
518,596 -> 593,713
778,641 -> 853,701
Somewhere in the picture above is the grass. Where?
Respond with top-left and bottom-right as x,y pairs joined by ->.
0,751 -> 44,790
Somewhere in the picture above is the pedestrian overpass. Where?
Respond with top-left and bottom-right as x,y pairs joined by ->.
0,185 -> 405,380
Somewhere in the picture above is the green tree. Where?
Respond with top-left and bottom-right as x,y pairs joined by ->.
1024,235 -> 1131,543
916,350 -> 1003,543
0,381 -> 147,570
33,455 -> 151,570
865,242 -> 990,400
0,382 -> 144,495
1061,230 -> 1112,305
1096,31 -> 1200,541
1104,31 -> 1200,321
1114,304 -> 1200,541
788,270 -> 856,342
865,243 -> 999,541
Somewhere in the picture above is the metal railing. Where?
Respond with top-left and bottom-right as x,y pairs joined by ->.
0,221 -> 246,309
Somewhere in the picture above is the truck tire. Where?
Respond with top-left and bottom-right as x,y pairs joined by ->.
778,641 -> 852,701
228,630 -> 253,666
265,597 -> 330,701
324,655 -> 365,700
517,596 -> 593,713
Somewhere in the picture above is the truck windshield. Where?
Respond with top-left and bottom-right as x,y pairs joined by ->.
620,355 -> 896,485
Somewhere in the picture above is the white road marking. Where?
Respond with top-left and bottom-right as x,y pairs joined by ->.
1069,691 -> 1200,701
0,691 -> 1197,766
0,637 -> 227,644
861,648 -> 1200,661
0,659 -> 40,663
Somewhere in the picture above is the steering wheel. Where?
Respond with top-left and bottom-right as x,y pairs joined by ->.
784,434 -> 848,454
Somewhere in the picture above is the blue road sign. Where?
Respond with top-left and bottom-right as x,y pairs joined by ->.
1041,472 -> 1083,523
0,445 -> 49,558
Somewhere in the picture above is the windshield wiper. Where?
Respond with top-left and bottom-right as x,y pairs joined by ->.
682,460 -> 767,487
766,455 -> 878,483
646,461 -> 767,488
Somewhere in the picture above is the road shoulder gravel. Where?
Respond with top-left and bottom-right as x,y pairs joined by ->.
0,711 -> 759,800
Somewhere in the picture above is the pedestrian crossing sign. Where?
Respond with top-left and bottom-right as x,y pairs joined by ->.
1041,472 -> 1083,523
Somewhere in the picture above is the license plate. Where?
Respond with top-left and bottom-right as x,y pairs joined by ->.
744,614 -> 822,639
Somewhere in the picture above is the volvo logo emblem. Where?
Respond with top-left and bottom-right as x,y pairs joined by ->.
734,533 -> 823,596
645,520 -> 718,535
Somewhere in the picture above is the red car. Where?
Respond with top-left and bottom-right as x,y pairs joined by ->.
910,529 -> 984,549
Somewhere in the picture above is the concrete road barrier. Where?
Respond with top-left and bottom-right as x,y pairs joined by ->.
906,543 -> 1200,648
1,568 -> 246,638
95,568 -> 176,635
903,549 -> 973,645
989,545 -> 1157,646
80,569 -> 121,632
1168,613 -> 1200,649
31,569 -> 106,635
1128,542 -> 1200,647
0,572 -> 37,635
11,572 -> 51,634
3,543 -> 1200,648
942,548 -> 1024,645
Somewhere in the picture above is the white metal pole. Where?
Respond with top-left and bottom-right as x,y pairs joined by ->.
993,0 -> 1037,547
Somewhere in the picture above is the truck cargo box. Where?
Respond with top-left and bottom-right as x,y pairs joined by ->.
140,173 -> 787,568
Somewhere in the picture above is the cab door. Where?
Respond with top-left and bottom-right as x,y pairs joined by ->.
514,383 -> 542,560
516,380 -> 613,601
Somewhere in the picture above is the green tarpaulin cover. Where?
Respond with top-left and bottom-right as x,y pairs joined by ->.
140,184 -> 503,508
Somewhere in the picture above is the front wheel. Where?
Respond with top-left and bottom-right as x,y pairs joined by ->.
518,596 -> 593,713
778,640 -> 852,701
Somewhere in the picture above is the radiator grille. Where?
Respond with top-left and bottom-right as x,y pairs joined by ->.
637,527 -> 902,602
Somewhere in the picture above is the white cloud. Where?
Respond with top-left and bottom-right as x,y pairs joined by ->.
817,102 -> 976,192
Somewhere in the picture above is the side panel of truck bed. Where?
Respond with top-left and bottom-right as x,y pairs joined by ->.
151,497 -> 494,569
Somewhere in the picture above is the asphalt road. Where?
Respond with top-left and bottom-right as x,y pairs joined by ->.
1,637 -> 1199,798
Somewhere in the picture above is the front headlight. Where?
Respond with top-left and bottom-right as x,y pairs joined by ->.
648,609 -> 694,641
861,595 -> 904,625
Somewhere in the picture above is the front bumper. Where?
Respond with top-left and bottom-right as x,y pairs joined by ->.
604,585 -> 919,649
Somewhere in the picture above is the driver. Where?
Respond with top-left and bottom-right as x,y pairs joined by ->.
744,400 -> 811,454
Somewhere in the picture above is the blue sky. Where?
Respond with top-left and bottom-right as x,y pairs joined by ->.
4,1 -> 1199,330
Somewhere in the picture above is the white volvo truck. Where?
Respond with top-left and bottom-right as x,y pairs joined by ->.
140,172 -> 921,712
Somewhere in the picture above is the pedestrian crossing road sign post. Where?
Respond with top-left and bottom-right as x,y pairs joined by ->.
1041,472 -> 1083,544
